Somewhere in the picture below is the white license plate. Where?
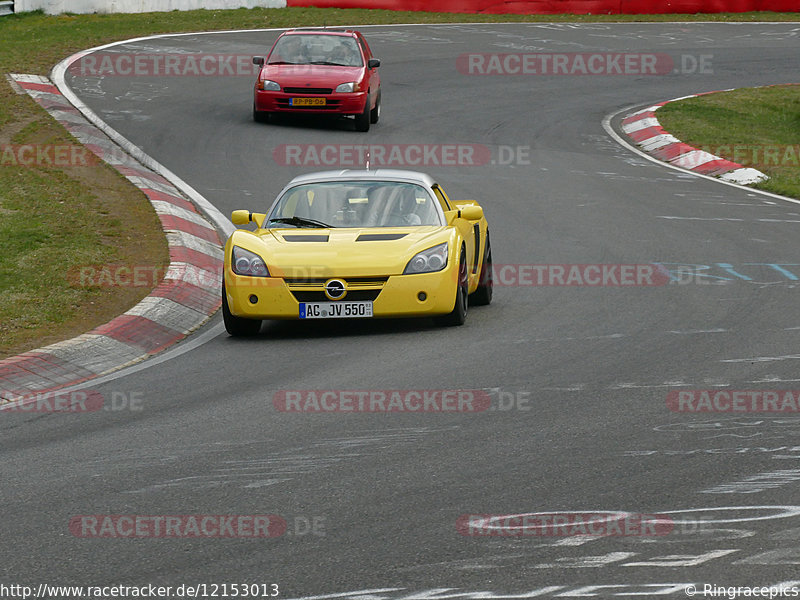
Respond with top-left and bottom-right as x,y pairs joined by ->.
299,301 -> 373,319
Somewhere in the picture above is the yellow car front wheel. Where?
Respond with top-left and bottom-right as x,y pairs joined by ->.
435,248 -> 468,327
222,282 -> 262,337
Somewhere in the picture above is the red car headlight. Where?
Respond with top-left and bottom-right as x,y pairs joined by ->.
335,82 -> 362,93
259,79 -> 280,91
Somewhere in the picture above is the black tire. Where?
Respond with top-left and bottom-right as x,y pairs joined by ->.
222,283 -> 262,336
354,94 -> 371,132
370,89 -> 381,124
470,232 -> 492,306
435,249 -> 468,327
253,104 -> 270,123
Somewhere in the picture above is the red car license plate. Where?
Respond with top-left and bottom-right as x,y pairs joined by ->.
290,97 -> 326,106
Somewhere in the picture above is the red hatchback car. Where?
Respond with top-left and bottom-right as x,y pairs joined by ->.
252,29 -> 381,132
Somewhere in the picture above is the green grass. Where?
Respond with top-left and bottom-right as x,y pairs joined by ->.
657,85 -> 800,198
1,7 -> 799,358
0,169 -> 114,331
0,145 -> 169,357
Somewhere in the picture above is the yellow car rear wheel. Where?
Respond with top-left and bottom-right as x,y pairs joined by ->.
471,232 -> 493,306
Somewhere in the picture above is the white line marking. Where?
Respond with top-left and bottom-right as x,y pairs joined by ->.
666,505 -> 800,525
55,321 -> 225,393
722,355 -> 800,363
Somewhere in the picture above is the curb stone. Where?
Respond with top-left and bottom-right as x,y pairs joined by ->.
620,91 -> 769,186
0,74 -> 224,403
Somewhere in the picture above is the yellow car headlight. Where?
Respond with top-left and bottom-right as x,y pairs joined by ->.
232,246 -> 270,277
404,243 -> 448,274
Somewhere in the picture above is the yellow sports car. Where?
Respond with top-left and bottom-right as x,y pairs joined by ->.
222,169 -> 491,336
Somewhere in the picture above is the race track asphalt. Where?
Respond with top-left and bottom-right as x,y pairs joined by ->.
3,22 -> 800,597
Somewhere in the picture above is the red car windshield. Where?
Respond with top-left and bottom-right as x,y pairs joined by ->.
267,34 -> 363,67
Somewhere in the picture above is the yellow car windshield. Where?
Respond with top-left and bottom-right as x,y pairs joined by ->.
268,181 -> 443,228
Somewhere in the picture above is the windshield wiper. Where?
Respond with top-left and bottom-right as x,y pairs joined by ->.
267,61 -> 304,65
269,216 -> 335,229
310,61 -> 350,66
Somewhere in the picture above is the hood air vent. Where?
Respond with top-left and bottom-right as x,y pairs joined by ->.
283,235 -> 330,242
356,233 -> 408,241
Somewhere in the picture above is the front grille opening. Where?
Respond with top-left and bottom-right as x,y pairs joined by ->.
291,290 -> 381,302
283,87 -> 333,94
284,276 -> 389,287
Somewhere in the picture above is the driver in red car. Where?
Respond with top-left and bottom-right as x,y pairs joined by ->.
331,40 -> 361,67
270,36 -> 310,65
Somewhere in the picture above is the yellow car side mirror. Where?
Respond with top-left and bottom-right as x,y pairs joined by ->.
231,210 -> 252,226
459,205 -> 484,221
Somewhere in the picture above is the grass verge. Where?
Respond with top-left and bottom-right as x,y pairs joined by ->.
1,8 -> 799,359
657,85 -> 800,198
